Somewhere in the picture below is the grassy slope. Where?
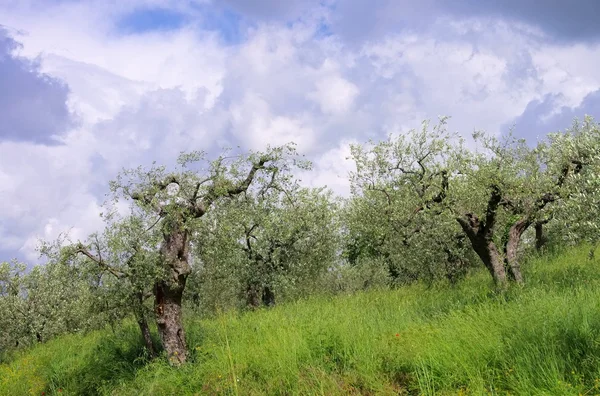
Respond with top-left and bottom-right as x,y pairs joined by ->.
3,246 -> 600,395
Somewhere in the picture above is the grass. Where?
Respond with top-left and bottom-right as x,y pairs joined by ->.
3,246 -> 600,395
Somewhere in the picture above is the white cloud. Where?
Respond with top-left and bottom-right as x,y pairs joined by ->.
531,43 -> 600,110
1,2 -> 599,261
309,73 -> 359,115
230,93 -> 315,151
300,140 -> 356,196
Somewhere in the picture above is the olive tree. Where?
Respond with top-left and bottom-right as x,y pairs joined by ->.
105,144 -> 300,364
348,117 -> 587,288
450,132 -> 553,284
62,216 -> 163,358
0,256 -> 96,354
346,118 -> 472,285
194,183 -> 338,310
549,117 -> 600,252
434,127 -> 585,287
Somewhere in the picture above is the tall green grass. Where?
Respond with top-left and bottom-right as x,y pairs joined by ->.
3,246 -> 600,395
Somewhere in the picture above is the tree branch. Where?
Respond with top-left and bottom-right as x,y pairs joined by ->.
367,182 -> 392,206
130,175 -> 179,213
484,184 -> 502,233
227,156 -> 273,197
75,244 -> 127,279
202,155 -> 274,210
456,215 -> 478,241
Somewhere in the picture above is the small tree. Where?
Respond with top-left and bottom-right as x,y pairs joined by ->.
0,257 -> 95,354
196,184 -> 338,309
62,216 -> 162,358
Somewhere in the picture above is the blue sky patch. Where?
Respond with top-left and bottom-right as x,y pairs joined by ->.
116,7 -> 187,34
197,6 -> 245,45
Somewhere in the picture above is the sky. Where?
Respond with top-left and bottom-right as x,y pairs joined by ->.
1,0 -> 599,262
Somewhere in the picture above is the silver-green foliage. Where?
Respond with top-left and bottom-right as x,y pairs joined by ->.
190,174 -> 340,311
346,118 -> 474,284
549,117 -> 600,248
0,255 -> 98,354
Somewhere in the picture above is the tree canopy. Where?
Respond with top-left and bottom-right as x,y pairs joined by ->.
2,116 -> 599,366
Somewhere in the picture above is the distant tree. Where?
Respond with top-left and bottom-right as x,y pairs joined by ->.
195,183 -> 338,309
347,118 -> 472,284
0,256 -> 95,353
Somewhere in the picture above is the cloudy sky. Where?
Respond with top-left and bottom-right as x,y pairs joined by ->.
1,0 -> 599,262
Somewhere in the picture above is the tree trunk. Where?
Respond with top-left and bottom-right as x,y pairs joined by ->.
505,219 -> 531,284
155,281 -> 187,365
246,281 -> 261,309
482,241 -> 507,287
461,230 -> 507,286
137,314 -> 156,358
262,286 -> 275,307
535,221 -> 547,251
245,282 -> 275,308
457,221 -> 507,287
134,293 -> 156,358
155,227 -> 191,365
456,185 -> 507,287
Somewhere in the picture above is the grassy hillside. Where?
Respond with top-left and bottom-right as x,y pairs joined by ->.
3,246 -> 600,395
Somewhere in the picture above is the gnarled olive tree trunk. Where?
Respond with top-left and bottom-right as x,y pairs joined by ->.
245,281 -> 276,309
245,281 -> 262,309
504,219 -> 531,284
456,185 -> 507,287
262,286 -> 275,307
155,227 -> 191,365
535,220 -> 549,251
466,232 -> 507,287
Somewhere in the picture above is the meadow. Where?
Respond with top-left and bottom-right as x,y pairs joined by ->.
2,245 -> 600,395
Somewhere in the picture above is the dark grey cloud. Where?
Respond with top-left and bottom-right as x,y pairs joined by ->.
216,0 -> 318,20
0,27 -> 73,144
441,0 -> 600,43
331,0 -> 438,43
505,90 -> 600,144
216,0 -> 600,44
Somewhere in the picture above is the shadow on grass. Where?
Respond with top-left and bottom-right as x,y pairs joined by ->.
45,324 -> 161,395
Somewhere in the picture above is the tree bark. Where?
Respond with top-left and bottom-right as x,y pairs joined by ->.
456,185 -> 508,287
137,314 -> 156,358
245,282 -> 276,308
155,227 -> 191,365
262,286 -> 275,307
134,292 -> 156,358
504,219 -> 531,284
480,240 -> 507,286
246,281 -> 262,309
535,221 -> 547,251
457,219 -> 507,285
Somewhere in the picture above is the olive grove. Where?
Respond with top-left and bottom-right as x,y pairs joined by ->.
2,116 -> 599,365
